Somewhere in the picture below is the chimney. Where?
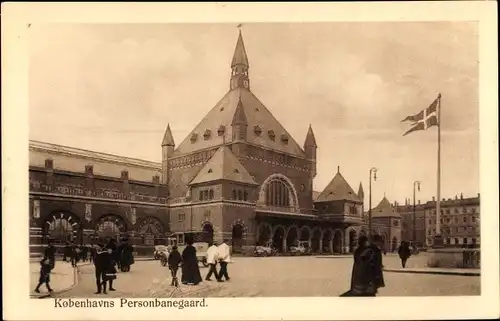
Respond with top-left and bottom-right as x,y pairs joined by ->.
121,170 -> 129,181
460,193 -> 463,200
337,166 -> 340,173
455,195 -> 458,200
418,200 -> 421,205
432,196 -> 435,202
477,193 -> 480,198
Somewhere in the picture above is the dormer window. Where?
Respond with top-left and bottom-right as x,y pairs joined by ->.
268,130 -> 276,141
208,169 -> 213,173
121,170 -> 129,180
203,129 -> 212,140
234,169 -> 239,173
85,165 -> 94,175
44,159 -> 54,169
190,133 -> 198,143
217,125 -> 226,136
281,134 -> 289,144
254,126 -> 262,136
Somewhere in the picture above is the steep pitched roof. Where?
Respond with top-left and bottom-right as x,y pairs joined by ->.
231,31 -> 249,67
189,146 -> 257,185
371,196 -> 400,218
357,182 -> 364,198
304,125 -> 317,148
316,170 -> 361,202
172,88 -> 306,157
162,124 -> 175,146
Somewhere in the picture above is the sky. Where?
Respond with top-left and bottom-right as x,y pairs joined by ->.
29,22 -> 479,205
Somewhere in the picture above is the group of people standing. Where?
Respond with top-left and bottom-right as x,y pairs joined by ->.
342,235 -> 385,297
166,239 -> 232,287
62,243 -> 93,267
92,238 -> 135,294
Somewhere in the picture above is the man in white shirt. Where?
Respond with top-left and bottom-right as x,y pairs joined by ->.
205,242 -> 221,282
217,239 -> 231,281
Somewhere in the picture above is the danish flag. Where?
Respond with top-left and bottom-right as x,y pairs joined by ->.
401,94 -> 441,136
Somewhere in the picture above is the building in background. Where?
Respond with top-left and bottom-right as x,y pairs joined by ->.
29,30 -> 399,256
398,194 -> 480,248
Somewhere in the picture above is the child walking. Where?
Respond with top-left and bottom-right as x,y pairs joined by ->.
34,257 -> 54,294
167,245 -> 182,287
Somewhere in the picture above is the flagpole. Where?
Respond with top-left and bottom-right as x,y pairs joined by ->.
435,93 -> 442,246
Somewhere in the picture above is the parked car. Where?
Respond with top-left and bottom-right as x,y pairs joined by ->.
290,241 -> 310,255
153,245 -> 169,260
254,245 -> 275,257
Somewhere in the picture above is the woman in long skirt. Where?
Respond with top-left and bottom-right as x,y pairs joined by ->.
181,239 -> 203,285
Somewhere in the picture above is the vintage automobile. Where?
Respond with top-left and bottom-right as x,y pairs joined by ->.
165,232 -> 209,267
153,245 -> 169,260
254,242 -> 277,257
290,241 -> 310,255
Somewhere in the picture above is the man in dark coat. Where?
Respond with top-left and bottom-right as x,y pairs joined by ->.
367,237 -> 385,294
341,235 -> 374,296
44,238 -> 56,269
119,239 -> 134,272
94,244 -> 117,294
181,238 -> 203,285
168,245 -> 182,286
398,241 -> 411,268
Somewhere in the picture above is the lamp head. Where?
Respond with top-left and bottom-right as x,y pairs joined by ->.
417,181 -> 421,192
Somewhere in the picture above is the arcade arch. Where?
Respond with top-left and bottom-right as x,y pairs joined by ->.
43,211 -> 82,244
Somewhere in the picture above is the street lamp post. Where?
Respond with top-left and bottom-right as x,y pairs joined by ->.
413,180 -> 421,251
368,167 -> 378,241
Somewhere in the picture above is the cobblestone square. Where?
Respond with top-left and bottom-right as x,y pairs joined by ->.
55,254 -> 480,298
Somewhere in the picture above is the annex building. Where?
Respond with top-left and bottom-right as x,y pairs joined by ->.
29,31 -> 400,255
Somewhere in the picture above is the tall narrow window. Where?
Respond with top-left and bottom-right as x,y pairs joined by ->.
243,191 -> 248,201
232,190 -> 237,200
209,189 -> 214,200
199,191 -> 204,201
237,190 -> 243,200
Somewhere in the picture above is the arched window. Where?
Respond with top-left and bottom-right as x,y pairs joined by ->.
209,189 -> 214,200
265,178 -> 290,207
44,212 -> 81,245
203,190 -> 209,200
237,190 -> 243,200
232,189 -> 237,200
199,191 -> 204,201
243,191 -> 248,201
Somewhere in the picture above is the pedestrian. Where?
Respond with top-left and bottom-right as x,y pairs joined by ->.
44,238 -> 56,269
205,242 -> 221,282
397,241 -> 411,268
94,244 -> 117,294
217,239 -> 231,281
340,235 -> 378,296
63,242 -> 70,262
34,256 -> 54,294
119,238 -> 134,272
181,238 -> 202,285
367,237 -> 385,294
167,245 -> 182,287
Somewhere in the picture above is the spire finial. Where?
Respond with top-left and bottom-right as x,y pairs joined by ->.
337,166 -> 340,173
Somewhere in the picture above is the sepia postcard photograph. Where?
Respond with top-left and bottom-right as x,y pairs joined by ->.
2,2 -> 499,321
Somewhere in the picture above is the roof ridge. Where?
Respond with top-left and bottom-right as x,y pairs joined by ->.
29,140 -> 161,167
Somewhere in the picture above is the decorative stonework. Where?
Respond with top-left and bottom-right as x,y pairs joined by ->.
85,203 -> 92,222
33,200 -> 41,218
217,125 -> 226,136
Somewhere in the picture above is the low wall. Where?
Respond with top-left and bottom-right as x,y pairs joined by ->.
427,248 -> 480,269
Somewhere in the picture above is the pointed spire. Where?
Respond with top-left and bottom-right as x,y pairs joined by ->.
162,124 -> 175,147
358,182 -> 364,198
303,124 -> 317,148
231,30 -> 249,68
231,98 -> 248,126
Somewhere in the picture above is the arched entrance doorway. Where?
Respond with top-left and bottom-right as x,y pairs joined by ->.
43,211 -> 82,245
286,226 -> 299,251
348,230 -> 357,253
201,222 -> 214,244
333,230 -> 343,254
322,229 -> 332,253
137,216 -> 165,246
257,223 -> 272,246
311,228 -> 321,253
272,226 -> 285,252
232,224 -> 244,253
95,215 -> 127,243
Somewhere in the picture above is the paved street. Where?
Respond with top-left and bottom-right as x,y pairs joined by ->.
54,253 -> 480,298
